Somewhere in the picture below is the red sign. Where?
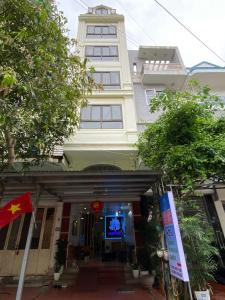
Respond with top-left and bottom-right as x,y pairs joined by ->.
90,201 -> 104,213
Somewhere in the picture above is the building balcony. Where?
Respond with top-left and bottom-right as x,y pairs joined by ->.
140,61 -> 187,88
131,46 -> 187,88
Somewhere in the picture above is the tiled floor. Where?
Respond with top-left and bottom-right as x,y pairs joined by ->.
0,286 -> 165,300
1,281 -> 225,299
211,282 -> 225,300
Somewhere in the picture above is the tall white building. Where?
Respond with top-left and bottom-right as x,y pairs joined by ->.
0,5 -> 156,278
64,5 -> 138,171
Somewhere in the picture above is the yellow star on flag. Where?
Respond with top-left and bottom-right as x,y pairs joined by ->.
8,203 -> 21,214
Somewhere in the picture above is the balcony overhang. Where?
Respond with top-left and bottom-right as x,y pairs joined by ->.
79,14 -> 124,23
63,148 -> 138,171
138,46 -> 179,61
141,63 -> 187,88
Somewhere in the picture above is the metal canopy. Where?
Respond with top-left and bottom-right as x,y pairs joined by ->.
1,170 -> 162,202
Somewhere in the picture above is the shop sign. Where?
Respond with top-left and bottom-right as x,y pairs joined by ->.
105,215 -> 125,240
160,191 -> 189,282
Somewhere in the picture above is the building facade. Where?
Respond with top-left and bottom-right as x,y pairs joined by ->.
0,5 -> 156,278
64,5 -> 138,171
1,4 -> 225,278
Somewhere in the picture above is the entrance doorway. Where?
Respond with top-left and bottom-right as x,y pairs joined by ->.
68,202 -> 135,266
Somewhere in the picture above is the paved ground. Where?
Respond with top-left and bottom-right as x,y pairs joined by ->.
211,282 -> 225,300
0,286 -> 165,300
1,281 -> 225,299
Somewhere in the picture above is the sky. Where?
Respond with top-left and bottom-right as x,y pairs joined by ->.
57,0 -> 225,67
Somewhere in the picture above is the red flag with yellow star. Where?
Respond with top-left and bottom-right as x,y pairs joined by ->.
0,193 -> 33,228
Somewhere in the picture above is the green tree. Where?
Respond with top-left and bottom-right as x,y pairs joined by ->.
138,82 -> 225,189
137,81 -> 224,293
0,0 -> 95,170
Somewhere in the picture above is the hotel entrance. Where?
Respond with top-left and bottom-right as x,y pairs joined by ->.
67,202 -> 135,266
0,170 -> 161,279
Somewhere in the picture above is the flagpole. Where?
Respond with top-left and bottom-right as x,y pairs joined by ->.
16,185 -> 41,300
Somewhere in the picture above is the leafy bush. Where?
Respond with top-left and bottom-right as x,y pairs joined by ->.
180,211 -> 219,290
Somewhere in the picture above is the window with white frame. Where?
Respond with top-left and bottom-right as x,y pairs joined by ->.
145,89 -> 163,105
85,46 -> 118,61
80,105 -> 123,129
93,72 -> 120,89
86,26 -> 117,38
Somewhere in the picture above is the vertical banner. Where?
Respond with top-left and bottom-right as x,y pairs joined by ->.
160,191 -> 189,282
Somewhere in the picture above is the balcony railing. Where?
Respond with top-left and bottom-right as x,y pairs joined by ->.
142,62 -> 184,73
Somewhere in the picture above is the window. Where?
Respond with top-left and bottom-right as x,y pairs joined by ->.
80,105 -> 123,129
145,89 -> 163,105
93,72 -> 120,89
96,8 -> 108,14
87,26 -> 117,38
85,46 -> 118,61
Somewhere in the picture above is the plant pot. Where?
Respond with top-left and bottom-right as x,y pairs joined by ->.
54,272 -> 61,281
132,269 -> 139,278
140,274 -> 155,290
194,290 -> 210,300
140,270 -> 149,277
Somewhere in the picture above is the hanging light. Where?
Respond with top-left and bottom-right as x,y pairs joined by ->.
90,201 -> 104,213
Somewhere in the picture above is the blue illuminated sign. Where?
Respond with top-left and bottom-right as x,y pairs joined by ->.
105,215 -> 125,240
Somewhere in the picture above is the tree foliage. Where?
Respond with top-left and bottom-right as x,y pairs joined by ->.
137,81 -> 224,292
138,81 -> 225,189
0,0 -> 95,169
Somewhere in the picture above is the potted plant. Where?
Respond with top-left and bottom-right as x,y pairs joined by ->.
140,271 -> 155,291
54,238 -> 67,281
179,205 -> 219,300
131,263 -> 139,278
138,196 -> 163,290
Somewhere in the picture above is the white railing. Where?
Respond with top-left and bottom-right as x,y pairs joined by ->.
142,62 -> 183,72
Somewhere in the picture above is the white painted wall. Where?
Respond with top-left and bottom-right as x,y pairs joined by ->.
64,9 -> 138,171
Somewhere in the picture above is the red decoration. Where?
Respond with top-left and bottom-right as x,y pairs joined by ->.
0,193 -> 33,228
90,201 -> 104,213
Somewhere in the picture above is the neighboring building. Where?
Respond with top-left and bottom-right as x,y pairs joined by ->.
129,47 -> 225,249
129,46 -> 187,131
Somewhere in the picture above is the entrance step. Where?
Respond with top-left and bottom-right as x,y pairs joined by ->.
57,271 -> 78,287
